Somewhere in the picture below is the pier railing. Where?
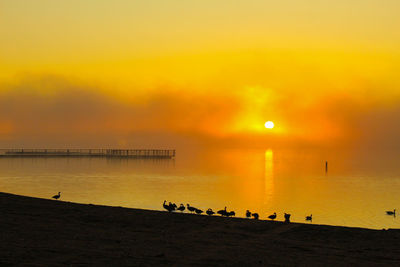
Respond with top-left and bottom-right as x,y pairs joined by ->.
0,149 -> 175,158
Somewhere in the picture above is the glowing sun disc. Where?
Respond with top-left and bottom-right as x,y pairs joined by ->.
264,121 -> 274,129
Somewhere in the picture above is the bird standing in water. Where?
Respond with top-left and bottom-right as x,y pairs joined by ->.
306,214 -> 312,221
52,192 -> 61,200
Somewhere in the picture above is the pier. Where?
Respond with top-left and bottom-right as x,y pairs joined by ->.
0,149 -> 175,159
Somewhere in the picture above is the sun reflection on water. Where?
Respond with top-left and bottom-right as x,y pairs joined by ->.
264,149 -> 274,204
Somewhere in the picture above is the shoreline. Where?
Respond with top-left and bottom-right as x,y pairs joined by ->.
1,192 -> 400,265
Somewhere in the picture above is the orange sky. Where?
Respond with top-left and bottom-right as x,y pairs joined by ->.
1,0 -> 400,149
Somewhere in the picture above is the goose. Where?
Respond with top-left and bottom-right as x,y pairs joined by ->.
217,207 -> 228,217
163,201 -> 176,212
195,208 -> 203,215
284,213 -> 291,223
52,192 -> 61,200
169,202 -> 177,212
206,208 -> 215,216
226,211 -> 235,217
306,214 -> 312,221
252,213 -> 259,220
177,204 -> 185,212
246,210 -> 252,218
163,200 -> 169,211
386,209 -> 396,215
268,212 -> 277,220
187,204 -> 196,213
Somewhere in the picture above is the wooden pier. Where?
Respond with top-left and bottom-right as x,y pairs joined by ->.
0,149 -> 175,159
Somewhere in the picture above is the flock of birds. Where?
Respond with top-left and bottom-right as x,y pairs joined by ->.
163,200 -> 311,222
163,201 -> 398,222
50,193 -> 397,221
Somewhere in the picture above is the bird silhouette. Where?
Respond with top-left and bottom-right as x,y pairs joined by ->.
169,202 -> 177,211
246,210 -> 252,218
177,204 -> 185,212
252,213 -> 259,220
217,207 -> 228,216
306,214 -> 312,221
52,192 -> 61,200
163,200 -> 169,211
226,211 -> 235,217
187,204 -> 196,213
284,213 -> 291,223
386,209 -> 396,216
163,201 -> 176,212
163,201 -> 173,212
195,208 -> 203,215
206,208 -> 215,216
268,212 -> 277,220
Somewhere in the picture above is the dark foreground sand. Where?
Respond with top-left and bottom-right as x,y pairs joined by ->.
1,192 -> 400,266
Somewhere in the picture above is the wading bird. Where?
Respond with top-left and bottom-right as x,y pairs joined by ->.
306,214 -> 312,221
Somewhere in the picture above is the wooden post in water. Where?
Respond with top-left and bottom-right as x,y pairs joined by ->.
325,161 -> 328,173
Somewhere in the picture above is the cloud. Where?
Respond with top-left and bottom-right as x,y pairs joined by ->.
0,76 -> 241,148
0,75 -> 399,149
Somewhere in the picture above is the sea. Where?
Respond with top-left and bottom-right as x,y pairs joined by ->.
1,148 -> 399,229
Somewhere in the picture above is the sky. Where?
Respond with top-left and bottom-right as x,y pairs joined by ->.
1,0 -> 400,149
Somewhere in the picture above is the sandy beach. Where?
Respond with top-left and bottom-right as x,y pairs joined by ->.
1,192 -> 399,266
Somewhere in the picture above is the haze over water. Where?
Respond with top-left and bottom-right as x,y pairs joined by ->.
1,148 -> 399,229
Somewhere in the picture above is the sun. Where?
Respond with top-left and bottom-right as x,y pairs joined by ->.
264,121 -> 274,129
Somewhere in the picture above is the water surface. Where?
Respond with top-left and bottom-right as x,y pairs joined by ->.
0,148 -> 399,229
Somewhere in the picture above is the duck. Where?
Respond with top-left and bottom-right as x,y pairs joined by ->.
52,192 -> 61,200
217,207 -> 228,217
177,204 -> 185,212
386,209 -> 396,215
187,204 -> 196,213
195,208 -> 203,215
306,214 -> 312,221
268,212 -> 277,220
206,208 -> 215,216
252,213 -> 259,220
284,213 -> 291,223
246,210 -> 252,218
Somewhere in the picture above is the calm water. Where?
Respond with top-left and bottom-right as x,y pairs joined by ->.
0,148 -> 399,229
